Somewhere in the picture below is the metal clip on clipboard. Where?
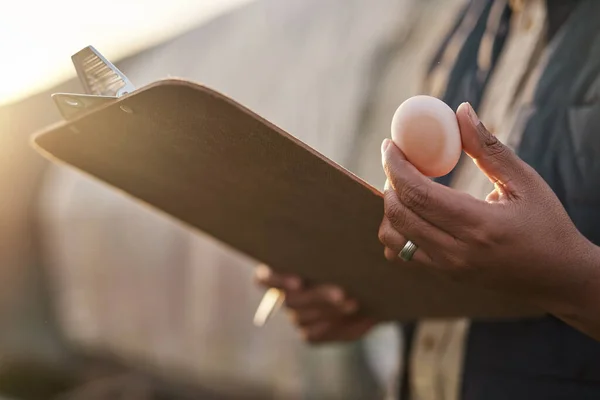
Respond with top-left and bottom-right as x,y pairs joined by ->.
52,46 -> 135,120
51,46 -> 284,327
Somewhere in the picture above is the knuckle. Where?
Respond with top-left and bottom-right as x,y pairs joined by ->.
470,220 -> 503,247
377,226 -> 386,244
294,315 -> 315,328
440,241 -> 479,281
341,300 -> 359,315
322,286 -> 345,304
398,183 -> 430,211
481,129 -> 508,158
470,228 -> 493,248
378,226 -> 394,246
283,294 -> 303,309
303,328 -> 326,344
384,198 -> 408,231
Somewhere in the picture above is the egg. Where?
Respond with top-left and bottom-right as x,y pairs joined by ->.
390,95 -> 461,177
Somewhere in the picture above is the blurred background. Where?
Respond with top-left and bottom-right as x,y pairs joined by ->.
0,0 -> 462,398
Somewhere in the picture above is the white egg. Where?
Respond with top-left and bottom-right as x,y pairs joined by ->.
390,95 -> 461,177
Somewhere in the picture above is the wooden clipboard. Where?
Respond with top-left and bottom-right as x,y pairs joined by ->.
32,79 -> 543,321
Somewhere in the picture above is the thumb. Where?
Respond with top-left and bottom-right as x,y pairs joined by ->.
456,102 -> 530,194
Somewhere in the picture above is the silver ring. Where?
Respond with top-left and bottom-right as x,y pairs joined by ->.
399,240 -> 418,262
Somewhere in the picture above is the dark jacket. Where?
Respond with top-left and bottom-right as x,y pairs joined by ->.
402,1 -> 600,399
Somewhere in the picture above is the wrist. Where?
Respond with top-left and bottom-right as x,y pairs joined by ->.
544,235 -> 600,336
567,237 -> 600,308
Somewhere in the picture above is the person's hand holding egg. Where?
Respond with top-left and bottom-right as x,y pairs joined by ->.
378,98 -> 600,322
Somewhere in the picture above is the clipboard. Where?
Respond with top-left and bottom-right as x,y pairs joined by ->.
31,47 -> 543,321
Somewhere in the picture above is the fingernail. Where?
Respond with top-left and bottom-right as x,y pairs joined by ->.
255,264 -> 271,280
328,288 -> 345,304
285,277 -> 302,290
465,102 -> 479,126
381,138 -> 391,154
342,300 -> 358,315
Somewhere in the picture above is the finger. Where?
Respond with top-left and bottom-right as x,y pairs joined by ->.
384,246 -> 398,260
382,186 -> 459,255
300,321 -> 334,343
382,139 -> 485,234
289,308 -> 324,326
288,300 -> 358,326
254,264 -> 303,291
327,317 -> 377,342
378,217 -> 434,265
301,317 -> 376,344
485,189 -> 501,203
284,285 -> 352,310
457,102 -> 532,198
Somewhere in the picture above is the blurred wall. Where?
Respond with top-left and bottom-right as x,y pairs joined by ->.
0,0 -> 465,398
0,77 -> 81,371
38,1 -> 413,397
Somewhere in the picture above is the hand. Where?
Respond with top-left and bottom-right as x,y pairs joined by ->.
254,265 -> 378,343
378,102 -> 600,313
